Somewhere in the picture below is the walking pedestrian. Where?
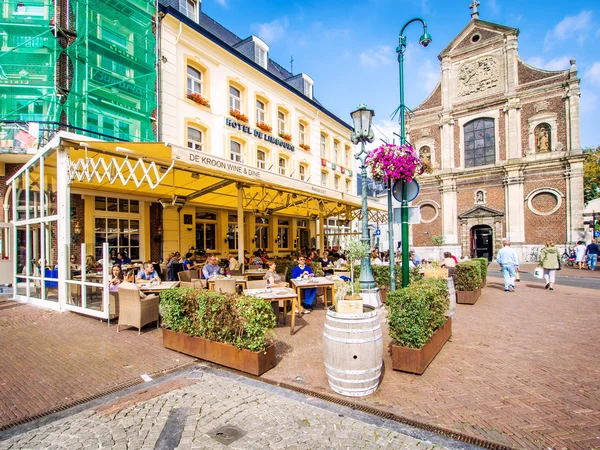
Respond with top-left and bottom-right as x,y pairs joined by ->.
585,239 -> 599,271
539,240 -> 560,291
575,241 -> 587,270
496,239 -> 519,292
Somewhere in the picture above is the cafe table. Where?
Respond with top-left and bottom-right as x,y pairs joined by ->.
243,287 -> 297,326
207,275 -> 247,291
290,277 -> 336,335
139,280 -> 180,293
243,269 -> 268,280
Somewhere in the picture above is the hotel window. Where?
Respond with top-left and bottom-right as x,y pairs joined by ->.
464,118 -> 495,168
255,45 -> 267,68
229,85 -> 241,112
334,176 -> 340,191
230,140 -> 242,162
187,127 -> 203,151
196,211 -> 217,251
256,100 -> 266,124
278,157 -> 286,176
257,149 -> 266,169
186,66 -> 202,96
345,179 -> 351,194
320,133 -> 326,158
333,141 -> 339,163
180,0 -> 198,21
94,197 -> 140,261
345,146 -> 351,166
299,123 -> 306,146
321,171 -> 328,187
299,164 -> 307,181
303,80 -> 313,98
277,111 -> 286,135
277,219 -> 290,249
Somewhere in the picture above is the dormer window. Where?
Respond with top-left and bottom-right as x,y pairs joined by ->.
180,0 -> 198,22
251,36 -> 269,69
301,74 -> 314,99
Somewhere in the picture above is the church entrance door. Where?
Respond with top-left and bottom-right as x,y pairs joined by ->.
472,225 -> 493,261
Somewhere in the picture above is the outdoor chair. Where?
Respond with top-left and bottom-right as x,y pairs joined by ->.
108,291 -> 120,319
246,279 -> 267,289
213,278 -> 236,294
247,264 -> 262,270
117,283 -> 159,334
179,280 -> 205,290
178,269 -> 199,282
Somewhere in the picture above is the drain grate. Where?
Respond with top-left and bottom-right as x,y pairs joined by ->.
207,425 -> 245,446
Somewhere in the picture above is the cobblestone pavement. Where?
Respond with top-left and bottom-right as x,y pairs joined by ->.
0,300 -> 195,429
0,366 -> 465,450
264,276 -> 600,450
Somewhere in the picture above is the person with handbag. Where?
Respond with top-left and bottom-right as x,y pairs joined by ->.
539,240 -> 561,291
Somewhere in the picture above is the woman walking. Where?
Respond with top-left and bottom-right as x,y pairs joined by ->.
539,240 -> 561,291
575,241 -> 587,269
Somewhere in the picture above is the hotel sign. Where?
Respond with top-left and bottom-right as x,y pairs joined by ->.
225,118 -> 295,152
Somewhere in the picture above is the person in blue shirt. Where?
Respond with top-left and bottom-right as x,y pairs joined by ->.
291,256 -> 315,312
137,262 -> 161,283
496,239 -> 519,292
202,255 -> 221,279
115,252 -> 132,266
183,252 -> 199,271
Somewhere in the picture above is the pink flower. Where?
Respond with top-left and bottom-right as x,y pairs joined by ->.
365,144 -> 422,182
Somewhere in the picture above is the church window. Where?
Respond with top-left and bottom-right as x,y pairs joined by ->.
464,118 -> 495,168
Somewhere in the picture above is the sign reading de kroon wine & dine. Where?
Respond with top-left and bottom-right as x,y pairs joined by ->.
225,118 -> 295,151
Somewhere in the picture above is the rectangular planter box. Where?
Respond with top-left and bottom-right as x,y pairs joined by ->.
391,318 -> 452,375
456,286 -> 481,304
480,276 -> 487,288
162,329 -> 276,376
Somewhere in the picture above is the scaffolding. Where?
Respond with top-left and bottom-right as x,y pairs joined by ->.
0,0 -> 156,149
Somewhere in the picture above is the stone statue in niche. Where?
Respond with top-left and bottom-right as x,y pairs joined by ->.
457,56 -> 500,97
475,190 -> 485,204
535,123 -> 551,153
419,146 -> 433,173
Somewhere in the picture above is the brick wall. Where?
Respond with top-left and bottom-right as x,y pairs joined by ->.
454,27 -> 502,51
70,194 -> 85,261
413,184 -> 442,246
0,164 -> 25,221
517,60 -> 568,85
414,84 -> 442,111
520,96 -> 566,155
523,172 -> 567,244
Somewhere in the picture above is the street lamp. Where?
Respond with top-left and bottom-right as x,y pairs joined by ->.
351,104 -> 376,291
396,18 -> 432,288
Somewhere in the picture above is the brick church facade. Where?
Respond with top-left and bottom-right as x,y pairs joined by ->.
407,15 -> 585,261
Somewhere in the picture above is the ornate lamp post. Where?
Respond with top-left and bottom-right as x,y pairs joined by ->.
351,105 -> 376,291
396,19 -> 432,288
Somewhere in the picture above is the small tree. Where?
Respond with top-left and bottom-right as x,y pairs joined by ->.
345,238 -> 371,295
431,234 -> 445,260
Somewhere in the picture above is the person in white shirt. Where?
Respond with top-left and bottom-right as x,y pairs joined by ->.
496,239 -> 519,292
370,251 -> 383,266
226,253 -> 239,271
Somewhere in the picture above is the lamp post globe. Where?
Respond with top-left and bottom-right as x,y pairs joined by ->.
351,105 -> 376,291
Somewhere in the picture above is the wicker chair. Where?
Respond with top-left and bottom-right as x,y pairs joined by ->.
178,269 -> 199,282
246,279 -> 267,289
213,278 -> 237,294
179,280 -> 205,289
247,264 -> 262,270
117,283 -> 159,334
108,291 -> 120,319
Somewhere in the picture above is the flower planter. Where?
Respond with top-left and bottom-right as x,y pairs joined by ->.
391,318 -> 452,375
378,288 -> 387,304
162,329 -> 276,376
456,286 -> 481,305
480,276 -> 487,288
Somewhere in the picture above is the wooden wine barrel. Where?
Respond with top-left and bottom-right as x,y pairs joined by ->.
323,305 -> 383,397
446,277 -> 456,318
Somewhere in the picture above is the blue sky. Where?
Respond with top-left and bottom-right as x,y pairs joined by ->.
204,0 -> 600,149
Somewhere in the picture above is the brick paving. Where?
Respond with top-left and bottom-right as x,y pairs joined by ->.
0,367 -> 453,450
263,276 -> 600,450
0,300 -> 195,430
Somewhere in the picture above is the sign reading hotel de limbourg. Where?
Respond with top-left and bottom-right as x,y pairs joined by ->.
225,118 -> 295,152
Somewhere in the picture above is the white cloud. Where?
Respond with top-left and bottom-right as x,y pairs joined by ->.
527,56 -> 571,71
215,0 -> 227,6
584,62 -> 600,87
420,60 -> 439,93
487,0 -> 500,14
580,90 -> 598,114
359,45 -> 393,68
365,119 -> 400,153
544,10 -> 593,46
251,18 -> 289,44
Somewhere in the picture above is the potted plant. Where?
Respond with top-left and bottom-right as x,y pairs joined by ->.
454,261 -> 482,304
186,93 -> 211,108
338,238 -> 370,313
299,143 -> 310,151
256,122 -> 272,133
387,278 -> 451,374
230,109 -> 248,123
160,288 -> 277,376
371,265 -> 390,303
278,132 -> 292,142
471,257 -> 488,287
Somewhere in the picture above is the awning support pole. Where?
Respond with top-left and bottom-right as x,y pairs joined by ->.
237,184 -> 244,268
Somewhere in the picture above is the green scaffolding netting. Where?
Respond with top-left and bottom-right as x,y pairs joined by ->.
0,0 -> 156,143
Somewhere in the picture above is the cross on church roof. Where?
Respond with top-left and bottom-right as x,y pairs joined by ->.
469,0 -> 480,20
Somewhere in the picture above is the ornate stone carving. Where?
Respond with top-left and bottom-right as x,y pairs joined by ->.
420,127 -> 431,137
474,190 -> 486,205
534,101 -> 549,113
457,57 -> 499,97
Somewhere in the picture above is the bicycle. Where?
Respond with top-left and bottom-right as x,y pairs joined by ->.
526,247 -> 542,263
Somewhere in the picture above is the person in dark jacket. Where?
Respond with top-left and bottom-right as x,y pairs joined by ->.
585,239 -> 599,271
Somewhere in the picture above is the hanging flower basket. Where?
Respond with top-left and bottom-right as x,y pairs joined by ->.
230,109 -> 248,123
365,143 -> 423,183
256,122 -> 272,132
299,144 -> 311,151
186,93 -> 211,108
278,133 -> 292,142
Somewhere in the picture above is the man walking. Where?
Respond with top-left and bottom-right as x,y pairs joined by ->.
497,239 -> 519,292
585,239 -> 599,271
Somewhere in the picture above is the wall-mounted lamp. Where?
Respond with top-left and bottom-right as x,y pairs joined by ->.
72,220 -> 81,243
154,224 -> 163,243
252,233 -> 258,243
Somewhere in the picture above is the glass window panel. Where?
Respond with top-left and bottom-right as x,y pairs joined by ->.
95,197 -> 106,211
95,218 -> 106,231
119,198 -> 129,213
464,122 -> 474,132
107,234 -> 118,247
205,224 -> 216,250
107,219 -> 118,232
119,234 -> 130,247
130,220 -> 139,232
119,219 -> 128,232
130,248 -> 140,260
95,233 -> 106,244
474,129 -> 484,140
129,234 -> 139,247
278,219 -> 289,225
107,197 -> 118,212
130,201 -> 139,213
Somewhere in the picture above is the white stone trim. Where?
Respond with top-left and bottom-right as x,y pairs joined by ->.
525,187 -> 563,216
417,200 -> 440,224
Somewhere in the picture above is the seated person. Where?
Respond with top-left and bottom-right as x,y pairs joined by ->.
201,255 -> 221,279
137,262 -> 161,283
409,250 -> 421,267
252,250 -> 263,266
291,256 -> 314,313
370,251 -> 383,266
182,252 -> 198,270
85,255 -> 100,273
115,252 -> 132,266
439,252 -> 456,268
263,261 -> 288,286
334,254 -> 347,268
109,264 -> 124,292
320,250 -> 334,275
123,270 -> 150,298
226,253 -> 240,271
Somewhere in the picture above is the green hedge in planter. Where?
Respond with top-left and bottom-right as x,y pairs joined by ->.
159,288 -> 276,351
387,278 -> 449,349
471,257 -> 488,278
454,261 -> 482,291
355,264 -> 420,290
